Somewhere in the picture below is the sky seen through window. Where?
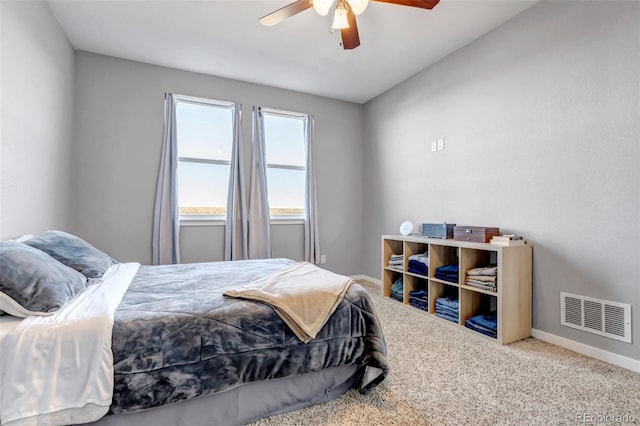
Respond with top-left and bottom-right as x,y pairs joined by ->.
176,101 -> 306,216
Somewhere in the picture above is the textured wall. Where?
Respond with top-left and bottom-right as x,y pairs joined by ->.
363,1 -> 639,360
0,1 -> 75,238
72,52 -> 364,275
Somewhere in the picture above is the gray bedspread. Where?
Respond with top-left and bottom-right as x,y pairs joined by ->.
109,258 -> 388,414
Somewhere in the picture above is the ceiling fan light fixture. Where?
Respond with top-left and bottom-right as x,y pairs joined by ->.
260,0 -> 441,50
313,0 -> 334,16
331,2 -> 350,30
346,0 -> 369,15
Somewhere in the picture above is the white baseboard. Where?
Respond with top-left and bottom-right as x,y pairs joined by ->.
532,329 -> 640,373
350,275 -> 381,286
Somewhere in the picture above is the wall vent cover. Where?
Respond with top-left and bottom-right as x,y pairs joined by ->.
561,292 -> 631,343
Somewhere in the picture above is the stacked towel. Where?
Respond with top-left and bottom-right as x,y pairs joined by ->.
390,277 -> 403,302
409,289 -> 428,301
435,296 -> 459,323
409,289 -> 428,311
464,311 -> 497,338
465,265 -> 497,292
388,254 -> 404,271
408,252 -> 428,276
435,264 -> 459,283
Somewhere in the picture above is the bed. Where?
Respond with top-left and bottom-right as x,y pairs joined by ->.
0,232 -> 388,426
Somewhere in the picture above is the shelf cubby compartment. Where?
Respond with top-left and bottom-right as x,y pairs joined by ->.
460,248 -> 498,294
460,288 -> 498,340
383,268 -> 403,300
404,240 -> 429,278
429,279 -> 459,320
429,244 -> 459,285
382,237 -> 405,300
405,275 -> 428,309
382,239 -> 404,269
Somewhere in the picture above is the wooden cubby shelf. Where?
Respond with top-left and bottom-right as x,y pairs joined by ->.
381,235 -> 532,344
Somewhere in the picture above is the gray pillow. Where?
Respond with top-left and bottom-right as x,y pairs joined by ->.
0,241 -> 88,317
25,230 -> 118,279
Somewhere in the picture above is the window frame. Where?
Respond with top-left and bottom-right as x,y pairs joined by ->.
174,94 -> 235,225
261,107 -> 308,224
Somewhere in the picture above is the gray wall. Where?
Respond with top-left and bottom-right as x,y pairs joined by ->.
72,52 -> 364,275
3,0 -> 637,362
0,0 -> 75,239
363,1 -> 639,360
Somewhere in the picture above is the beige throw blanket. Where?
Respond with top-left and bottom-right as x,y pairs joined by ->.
224,262 -> 354,343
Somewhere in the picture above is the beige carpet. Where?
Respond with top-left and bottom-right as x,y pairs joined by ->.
250,280 -> 640,425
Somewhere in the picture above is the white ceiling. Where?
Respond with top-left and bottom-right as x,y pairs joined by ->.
47,0 -> 539,104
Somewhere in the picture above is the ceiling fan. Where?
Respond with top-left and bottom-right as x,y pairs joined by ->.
259,0 -> 440,50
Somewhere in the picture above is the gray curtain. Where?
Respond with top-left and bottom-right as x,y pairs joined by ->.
224,104 -> 248,260
152,93 -> 180,265
304,115 -> 320,264
248,106 -> 271,259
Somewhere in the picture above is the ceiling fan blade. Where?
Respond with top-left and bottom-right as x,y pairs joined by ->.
372,0 -> 440,10
341,4 -> 360,50
259,0 -> 313,27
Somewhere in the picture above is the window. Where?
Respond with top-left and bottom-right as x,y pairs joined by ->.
175,96 -> 235,220
262,109 -> 307,218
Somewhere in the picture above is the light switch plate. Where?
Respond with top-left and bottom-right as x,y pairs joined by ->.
437,138 -> 445,151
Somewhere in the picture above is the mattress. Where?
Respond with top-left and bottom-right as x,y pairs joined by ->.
109,258 -> 388,415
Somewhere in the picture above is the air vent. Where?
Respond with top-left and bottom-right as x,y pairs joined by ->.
561,292 -> 631,343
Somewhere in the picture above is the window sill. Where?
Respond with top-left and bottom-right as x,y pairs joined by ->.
270,217 -> 305,225
180,217 -> 225,227
179,217 -> 305,227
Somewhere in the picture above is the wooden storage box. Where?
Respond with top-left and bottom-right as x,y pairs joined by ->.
453,226 -> 500,243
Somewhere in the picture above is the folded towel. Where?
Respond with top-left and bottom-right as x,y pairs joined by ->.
464,322 -> 496,338
435,297 -> 459,309
435,265 -> 459,283
389,293 -> 403,302
435,273 -> 458,283
408,253 -> 428,263
465,275 -> 496,283
409,289 -> 428,299
435,304 -> 458,313
391,278 -> 403,294
224,262 -> 353,343
436,264 -> 459,273
465,281 -> 497,292
435,312 -> 458,323
465,321 -> 497,336
467,312 -> 497,331
408,260 -> 428,276
466,266 -> 497,276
